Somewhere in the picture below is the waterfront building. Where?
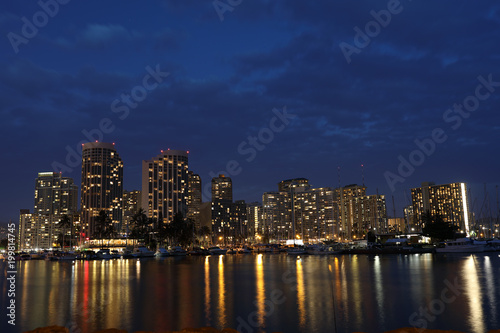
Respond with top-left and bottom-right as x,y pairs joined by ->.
246,202 -> 262,240
334,184 -> 366,241
142,149 -> 189,223
81,142 -> 123,238
411,182 -> 470,234
404,205 -> 419,232
262,191 -> 292,241
19,172 -> 79,250
294,187 -> 336,241
34,172 -> 78,215
187,171 -> 202,229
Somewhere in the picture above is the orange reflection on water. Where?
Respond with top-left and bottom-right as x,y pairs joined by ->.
205,256 -> 211,325
296,258 -> 306,329
218,255 -> 227,327
256,254 -> 265,328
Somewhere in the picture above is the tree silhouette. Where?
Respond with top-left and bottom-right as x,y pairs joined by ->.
422,212 -> 458,242
58,214 -> 71,250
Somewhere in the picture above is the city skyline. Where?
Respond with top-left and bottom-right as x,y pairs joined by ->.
2,1 -> 500,223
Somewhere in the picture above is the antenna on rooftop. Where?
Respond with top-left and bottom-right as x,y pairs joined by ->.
361,164 -> 365,187
337,166 -> 341,189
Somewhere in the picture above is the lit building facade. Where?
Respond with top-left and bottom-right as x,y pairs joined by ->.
20,172 -> 79,250
246,202 -> 262,239
211,174 -> 233,241
411,182 -> 470,234
81,142 -> 123,238
187,171 -> 202,229
334,184 -> 366,241
34,172 -> 78,216
142,149 -> 189,223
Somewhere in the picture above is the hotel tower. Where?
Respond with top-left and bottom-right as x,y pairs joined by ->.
81,142 -> 123,238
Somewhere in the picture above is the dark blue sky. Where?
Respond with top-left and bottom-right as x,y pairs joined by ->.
1,0 -> 500,222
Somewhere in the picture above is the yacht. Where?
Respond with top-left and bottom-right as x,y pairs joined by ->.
96,249 -> 113,259
435,238 -> 485,253
306,244 -> 338,255
169,246 -> 187,256
286,247 -> 307,255
155,247 -> 170,257
133,246 -> 155,257
237,246 -> 252,254
208,246 -> 227,255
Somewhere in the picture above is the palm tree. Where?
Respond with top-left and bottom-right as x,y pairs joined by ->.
95,210 -> 112,248
58,214 -> 71,250
130,208 -> 149,244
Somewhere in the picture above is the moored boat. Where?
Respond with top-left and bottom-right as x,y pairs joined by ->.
169,246 -> 187,256
133,246 -> 155,258
208,246 -> 227,255
435,238 -> 485,253
96,249 -> 113,259
155,247 -> 170,257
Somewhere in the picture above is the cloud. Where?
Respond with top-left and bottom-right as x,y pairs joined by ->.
80,23 -> 141,46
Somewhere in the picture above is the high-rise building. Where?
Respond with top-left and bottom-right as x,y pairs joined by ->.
411,182 -> 470,234
34,172 -> 78,216
187,171 -> 202,229
81,142 -> 123,238
351,194 -> 387,237
262,191 -> 291,240
246,202 -> 262,239
122,190 -> 142,235
334,184 -> 367,241
278,178 -> 310,192
142,149 -> 189,223
211,174 -> 233,241
20,172 -> 79,250
212,174 -> 233,201
294,187 -> 336,241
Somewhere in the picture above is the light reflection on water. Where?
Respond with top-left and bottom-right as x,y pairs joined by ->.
1,253 -> 499,333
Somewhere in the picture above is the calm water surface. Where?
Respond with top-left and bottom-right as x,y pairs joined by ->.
1,253 -> 500,333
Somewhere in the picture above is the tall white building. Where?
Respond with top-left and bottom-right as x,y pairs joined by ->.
142,149 -> 189,223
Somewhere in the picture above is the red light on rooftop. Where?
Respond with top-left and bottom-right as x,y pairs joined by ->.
187,150 -> 190,154
95,140 -> 98,143
167,148 -> 170,150
161,150 -> 163,153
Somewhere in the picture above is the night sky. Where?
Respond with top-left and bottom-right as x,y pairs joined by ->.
1,0 -> 500,223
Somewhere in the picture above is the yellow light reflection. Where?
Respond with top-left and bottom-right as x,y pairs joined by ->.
374,256 -> 385,324
256,254 -> 265,327
218,255 -> 226,327
462,256 -> 484,333
296,258 -> 306,328
205,255 -> 211,324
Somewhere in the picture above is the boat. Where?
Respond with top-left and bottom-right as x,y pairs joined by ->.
96,249 -> 113,259
121,249 -> 138,259
111,250 -> 121,259
286,247 -> 306,255
45,251 -> 77,261
306,244 -> 338,255
208,246 -> 227,255
189,247 -> 209,255
80,250 -> 97,260
133,246 -> 155,257
237,246 -> 252,254
435,238 -> 485,253
169,246 -> 187,256
155,247 -> 170,257
226,248 -> 237,254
